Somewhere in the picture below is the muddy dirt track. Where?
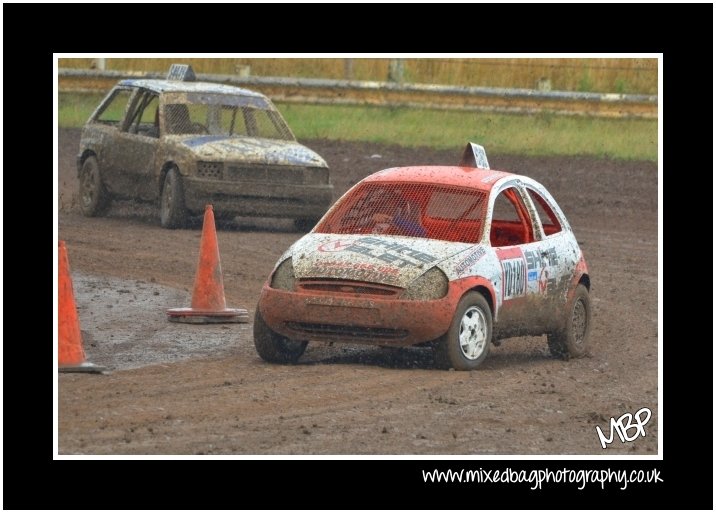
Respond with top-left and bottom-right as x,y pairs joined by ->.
58,128 -> 658,455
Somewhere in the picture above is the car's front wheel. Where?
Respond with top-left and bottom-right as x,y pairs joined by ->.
79,156 -> 111,216
160,168 -> 187,229
434,292 -> 492,370
547,284 -> 592,359
253,308 -> 308,364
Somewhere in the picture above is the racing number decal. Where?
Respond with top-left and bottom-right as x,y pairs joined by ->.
497,247 -> 527,301
501,258 -> 526,300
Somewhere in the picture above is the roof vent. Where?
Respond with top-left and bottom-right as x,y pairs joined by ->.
459,142 -> 490,170
166,64 -> 196,82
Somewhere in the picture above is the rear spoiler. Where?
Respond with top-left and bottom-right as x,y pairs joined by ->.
459,142 -> 490,170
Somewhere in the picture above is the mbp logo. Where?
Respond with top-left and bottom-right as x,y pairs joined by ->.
595,407 -> 652,449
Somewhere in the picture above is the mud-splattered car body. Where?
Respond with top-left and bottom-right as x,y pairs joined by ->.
254,143 -> 592,370
77,66 -> 332,228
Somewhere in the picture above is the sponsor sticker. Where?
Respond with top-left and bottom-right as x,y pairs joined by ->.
317,237 -> 437,268
454,246 -> 487,275
318,240 -> 355,252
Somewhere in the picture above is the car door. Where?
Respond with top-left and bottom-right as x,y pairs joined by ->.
101,89 -> 160,200
87,86 -> 134,195
522,185 -> 579,328
489,181 -> 553,335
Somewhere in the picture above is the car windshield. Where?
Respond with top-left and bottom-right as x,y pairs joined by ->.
315,182 -> 488,243
162,92 -> 294,140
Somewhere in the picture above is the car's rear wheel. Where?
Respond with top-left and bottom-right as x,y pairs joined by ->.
79,156 -> 111,217
434,292 -> 492,370
547,284 -> 592,359
160,168 -> 187,229
253,308 -> 308,364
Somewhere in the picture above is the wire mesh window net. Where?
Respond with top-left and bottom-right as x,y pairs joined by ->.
316,182 -> 488,243
163,100 -> 293,140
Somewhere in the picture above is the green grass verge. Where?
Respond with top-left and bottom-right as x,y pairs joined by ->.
279,104 -> 657,162
59,93 -> 657,161
59,93 -> 104,128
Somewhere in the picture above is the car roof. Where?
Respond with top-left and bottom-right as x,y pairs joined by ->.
118,78 -> 267,98
363,165 -> 517,192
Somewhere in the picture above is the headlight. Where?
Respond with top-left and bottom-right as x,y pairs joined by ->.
402,267 -> 449,300
270,258 -> 296,291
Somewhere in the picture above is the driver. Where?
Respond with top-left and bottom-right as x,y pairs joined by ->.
372,195 -> 426,237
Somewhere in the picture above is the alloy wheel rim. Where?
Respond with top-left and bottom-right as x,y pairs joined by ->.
459,306 -> 488,360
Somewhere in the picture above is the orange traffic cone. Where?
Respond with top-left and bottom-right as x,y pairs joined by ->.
167,205 -> 249,324
58,241 -> 104,373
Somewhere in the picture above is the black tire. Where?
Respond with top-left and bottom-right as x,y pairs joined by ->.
253,308 -> 308,364
547,284 -> 592,359
79,156 -> 110,216
294,218 -> 319,232
434,292 -> 492,370
160,168 -> 187,229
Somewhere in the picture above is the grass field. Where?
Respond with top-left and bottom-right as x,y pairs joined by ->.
59,93 -> 657,161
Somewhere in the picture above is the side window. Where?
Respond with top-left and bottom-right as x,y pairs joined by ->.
243,108 -> 291,139
492,191 -> 521,222
527,188 -> 562,236
186,104 -> 208,126
95,89 -> 133,126
490,187 -> 533,247
165,104 -> 191,134
126,92 -> 159,138
165,103 -> 209,135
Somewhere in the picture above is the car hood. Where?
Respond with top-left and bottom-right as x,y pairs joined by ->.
177,135 -> 327,167
288,234 -> 473,288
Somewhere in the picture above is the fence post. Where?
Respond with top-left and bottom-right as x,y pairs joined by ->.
344,58 -> 354,80
388,59 -> 405,83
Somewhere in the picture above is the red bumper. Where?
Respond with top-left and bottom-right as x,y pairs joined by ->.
258,283 -> 464,346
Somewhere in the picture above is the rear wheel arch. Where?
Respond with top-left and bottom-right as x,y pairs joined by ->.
578,273 -> 590,291
547,283 -> 592,359
78,150 -> 97,175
